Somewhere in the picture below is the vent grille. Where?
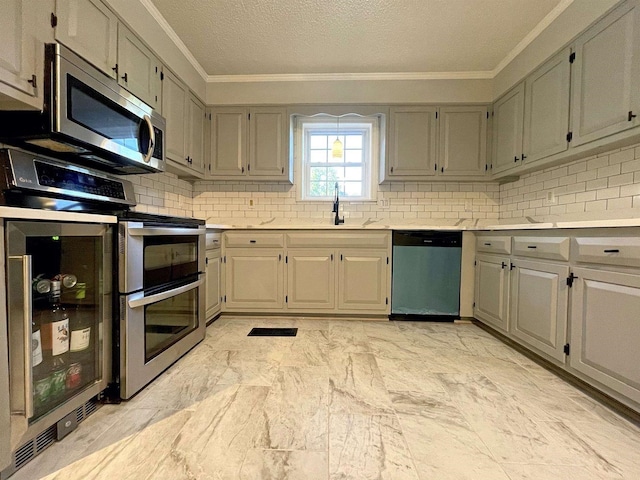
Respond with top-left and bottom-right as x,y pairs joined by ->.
13,441 -> 34,470
76,406 -> 85,423
84,399 -> 98,417
35,425 -> 56,452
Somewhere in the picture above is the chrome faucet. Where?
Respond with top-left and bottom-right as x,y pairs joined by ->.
333,182 -> 344,225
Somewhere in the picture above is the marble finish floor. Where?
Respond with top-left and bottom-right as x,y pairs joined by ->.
12,317 -> 640,480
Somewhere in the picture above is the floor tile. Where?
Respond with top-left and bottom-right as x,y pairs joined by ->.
240,449 -> 328,480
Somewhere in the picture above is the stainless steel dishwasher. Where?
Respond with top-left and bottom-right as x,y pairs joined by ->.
391,231 -> 462,320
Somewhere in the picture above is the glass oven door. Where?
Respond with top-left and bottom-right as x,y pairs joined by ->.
120,276 -> 205,399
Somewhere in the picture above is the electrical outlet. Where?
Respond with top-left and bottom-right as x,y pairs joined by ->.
248,198 -> 255,209
546,190 -> 557,205
378,198 -> 389,208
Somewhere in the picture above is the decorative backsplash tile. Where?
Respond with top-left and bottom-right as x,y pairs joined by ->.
499,143 -> 640,220
192,181 -> 500,222
127,171 -> 194,217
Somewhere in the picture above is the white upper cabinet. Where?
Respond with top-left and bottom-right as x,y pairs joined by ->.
210,108 -> 247,176
55,0 -> 118,78
439,106 -> 488,177
162,69 -> 188,164
249,107 -> 289,177
0,0 -> 39,99
491,83 -> 525,175
186,92 -> 206,175
117,24 -> 162,110
571,0 -> 640,146
523,48 -> 571,164
209,106 -> 290,180
387,106 -> 438,178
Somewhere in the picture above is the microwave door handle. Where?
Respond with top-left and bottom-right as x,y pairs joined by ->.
8,255 -> 34,419
127,276 -> 205,309
142,114 -> 155,164
127,227 -> 205,237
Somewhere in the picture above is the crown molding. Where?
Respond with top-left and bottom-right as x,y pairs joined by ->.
138,0 -> 208,80
492,0 -> 574,76
206,71 -> 494,83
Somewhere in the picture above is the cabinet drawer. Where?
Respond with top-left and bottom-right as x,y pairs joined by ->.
573,237 -> 640,267
206,231 -> 221,250
513,236 -> 570,261
224,232 -> 284,248
286,232 -> 389,249
476,236 -> 511,254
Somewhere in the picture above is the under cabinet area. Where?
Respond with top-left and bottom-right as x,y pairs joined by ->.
205,231 -> 221,321
221,230 -> 391,315
473,228 -> 640,413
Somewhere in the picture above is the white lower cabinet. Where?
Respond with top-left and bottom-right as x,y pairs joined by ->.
287,249 -> 335,310
224,249 -> 285,311
569,267 -> 640,405
338,250 -> 389,313
205,250 -> 221,321
474,254 -> 510,333
509,259 -> 569,363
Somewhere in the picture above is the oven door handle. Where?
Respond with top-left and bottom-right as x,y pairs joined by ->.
127,276 -> 204,309
127,227 -> 205,237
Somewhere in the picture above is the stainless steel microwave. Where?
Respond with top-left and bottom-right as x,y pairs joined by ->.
0,44 -> 165,175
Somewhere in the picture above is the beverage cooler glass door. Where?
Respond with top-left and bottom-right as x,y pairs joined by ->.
5,221 -> 112,425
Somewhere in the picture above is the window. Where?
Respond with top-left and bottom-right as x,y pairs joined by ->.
295,115 -> 380,201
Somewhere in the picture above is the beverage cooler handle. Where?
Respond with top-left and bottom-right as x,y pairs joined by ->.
8,255 -> 34,419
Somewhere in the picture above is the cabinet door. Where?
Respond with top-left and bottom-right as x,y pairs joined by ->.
510,260 -> 569,363
249,107 -> 289,178
491,83 -> 524,175
523,48 -> 571,163
205,251 -> 221,320
0,0 -> 37,97
225,249 -> 284,310
571,1 -> 640,146
210,108 -> 247,177
474,254 -> 510,333
187,93 -> 206,174
388,106 -> 437,177
287,249 -> 335,310
337,250 -> 389,313
439,106 -> 487,177
570,268 -> 640,406
117,24 -> 161,109
162,69 -> 188,163
55,0 -> 117,78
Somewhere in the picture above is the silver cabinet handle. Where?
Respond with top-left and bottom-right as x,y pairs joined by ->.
9,255 -> 34,419
127,227 -> 205,237
128,276 -> 204,309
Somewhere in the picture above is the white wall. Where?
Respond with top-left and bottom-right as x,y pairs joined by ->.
207,78 -> 493,105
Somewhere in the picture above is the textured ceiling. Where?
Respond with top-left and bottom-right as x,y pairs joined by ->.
149,0 -> 563,77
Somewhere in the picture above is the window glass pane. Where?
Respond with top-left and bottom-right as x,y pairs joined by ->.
309,181 -> 328,197
345,150 -> 362,163
344,182 -> 362,196
344,167 -> 362,181
310,135 -> 328,149
310,166 -> 327,182
310,150 -> 328,163
327,166 -> 344,181
345,135 -> 362,149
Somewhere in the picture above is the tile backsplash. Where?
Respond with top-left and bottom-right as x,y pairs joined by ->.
127,171 -> 193,217
499,142 -> 640,221
192,181 -> 500,222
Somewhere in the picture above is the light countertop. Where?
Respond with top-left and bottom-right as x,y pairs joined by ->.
205,216 -> 640,231
0,206 -> 117,223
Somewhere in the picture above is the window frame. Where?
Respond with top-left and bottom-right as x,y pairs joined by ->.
295,115 -> 380,202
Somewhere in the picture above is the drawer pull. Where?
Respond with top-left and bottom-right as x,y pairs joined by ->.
484,242 -> 491,246
604,249 -> 620,253
527,245 -> 537,249
249,240 -> 257,244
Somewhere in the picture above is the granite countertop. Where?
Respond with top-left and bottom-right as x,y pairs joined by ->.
204,216 -> 640,231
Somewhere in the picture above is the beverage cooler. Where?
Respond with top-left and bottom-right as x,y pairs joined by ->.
1,220 -> 112,476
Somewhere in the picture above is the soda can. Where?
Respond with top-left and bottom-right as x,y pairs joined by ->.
34,376 -> 53,407
59,274 -> 78,289
66,363 -> 82,389
50,368 -> 66,398
32,278 -> 51,294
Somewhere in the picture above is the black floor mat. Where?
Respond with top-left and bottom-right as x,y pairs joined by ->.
247,327 -> 298,337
